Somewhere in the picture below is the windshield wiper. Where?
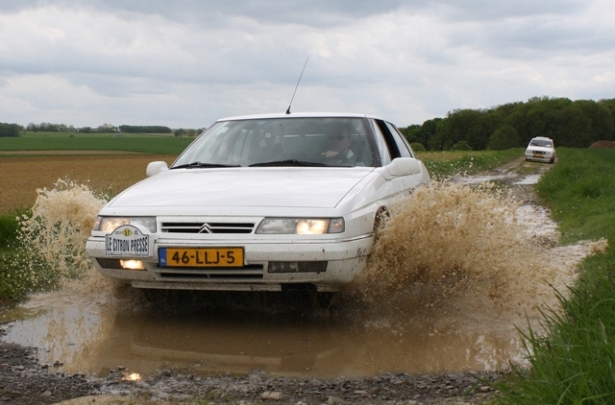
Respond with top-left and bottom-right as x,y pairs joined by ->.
249,159 -> 329,167
172,161 -> 241,169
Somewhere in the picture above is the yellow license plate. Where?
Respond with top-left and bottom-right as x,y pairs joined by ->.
160,247 -> 244,267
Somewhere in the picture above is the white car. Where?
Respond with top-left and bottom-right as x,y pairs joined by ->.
85,113 -> 431,293
525,136 -> 556,163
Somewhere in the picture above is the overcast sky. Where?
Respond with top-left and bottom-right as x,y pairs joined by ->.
0,0 -> 614,129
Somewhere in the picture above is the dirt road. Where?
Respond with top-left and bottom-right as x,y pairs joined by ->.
0,158 -> 568,405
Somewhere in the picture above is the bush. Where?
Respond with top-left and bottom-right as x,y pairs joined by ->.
411,142 -> 426,152
451,141 -> 472,151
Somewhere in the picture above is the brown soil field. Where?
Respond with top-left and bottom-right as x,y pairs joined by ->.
0,154 -> 178,214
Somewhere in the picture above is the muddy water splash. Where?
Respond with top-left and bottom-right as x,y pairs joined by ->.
18,179 -> 107,279
358,182 -> 525,300
352,182 -> 583,338
4,179 -> 593,378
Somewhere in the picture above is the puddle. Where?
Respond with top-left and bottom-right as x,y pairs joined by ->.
453,173 -> 542,186
452,173 -> 516,184
3,289 -> 530,378
513,174 -> 541,185
1,177 -> 593,379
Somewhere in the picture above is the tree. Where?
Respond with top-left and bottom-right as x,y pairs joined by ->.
561,104 -> 592,147
98,123 -> 118,133
119,125 -> 172,133
0,123 -> 22,137
488,125 -> 520,150
576,100 -> 614,142
437,109 -> 483,150
466,111 -> 501,150
417,118 -> 441,151
399,124 -> 421,143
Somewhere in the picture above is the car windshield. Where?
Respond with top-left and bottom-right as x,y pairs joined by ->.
171,117 -> 376,168
529,139 -> 553,148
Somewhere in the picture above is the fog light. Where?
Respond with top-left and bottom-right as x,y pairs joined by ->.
120,260 -> 146,270
123,372 -> 141,381
268,261 -> 327,274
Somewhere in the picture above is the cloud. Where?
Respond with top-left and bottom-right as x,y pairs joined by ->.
0,0 -> 614,128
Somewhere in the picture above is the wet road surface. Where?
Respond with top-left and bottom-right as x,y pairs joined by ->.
0,161 -> 592,380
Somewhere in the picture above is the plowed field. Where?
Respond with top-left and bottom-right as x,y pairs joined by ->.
0,154 -> 178,214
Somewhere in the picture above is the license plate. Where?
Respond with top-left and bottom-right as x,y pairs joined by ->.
533,152 -> 544,156
159,247 -> 244,267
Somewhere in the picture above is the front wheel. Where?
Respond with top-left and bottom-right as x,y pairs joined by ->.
373,208 -> 389,243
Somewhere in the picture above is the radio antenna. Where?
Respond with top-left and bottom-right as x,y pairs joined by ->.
285,56 -> 309,114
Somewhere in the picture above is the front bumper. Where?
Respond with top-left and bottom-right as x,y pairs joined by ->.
86,235 -> 373,292
525,150 -> 554,163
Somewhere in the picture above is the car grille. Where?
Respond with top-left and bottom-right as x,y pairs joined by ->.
161,222 -> 255,234
156,264 -> 264,280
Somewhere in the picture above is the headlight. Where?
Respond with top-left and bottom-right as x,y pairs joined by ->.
93,216 -> 157,233
256,218 -> 345,234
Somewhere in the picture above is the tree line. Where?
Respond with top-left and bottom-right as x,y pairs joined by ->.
400,97 -> 615,151
3,96 -> 615,145
0,122 -> 203,137
0,123 -> 21,137
118,125 -> 172,133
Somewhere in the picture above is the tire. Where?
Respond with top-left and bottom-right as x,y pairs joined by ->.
373,208 -> 389,243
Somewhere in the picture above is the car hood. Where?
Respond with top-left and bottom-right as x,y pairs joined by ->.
526,146 -> 554,153
104,167 -> 375,212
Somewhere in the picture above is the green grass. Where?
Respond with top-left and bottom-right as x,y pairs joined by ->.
0,132 -> 194,155
0,212 -> 59,305
536,148 -> 615,244
494,148 -> 615,405
417,148 -> 523,180
0,213 -> 19,248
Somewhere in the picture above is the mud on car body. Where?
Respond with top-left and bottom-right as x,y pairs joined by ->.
85,113 -> 431,293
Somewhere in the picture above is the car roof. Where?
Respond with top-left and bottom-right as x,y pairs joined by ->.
216,112 -> 383,122
531,136 -> 553,141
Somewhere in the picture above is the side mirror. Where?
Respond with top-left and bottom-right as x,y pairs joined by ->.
146,161 -> 169,177
386,157 -> 422,177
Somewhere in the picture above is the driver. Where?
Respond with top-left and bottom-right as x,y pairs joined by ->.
322,126 -> 355,165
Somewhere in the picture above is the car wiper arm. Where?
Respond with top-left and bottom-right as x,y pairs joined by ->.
172,161 -> 241,169
249,159 -> 328,167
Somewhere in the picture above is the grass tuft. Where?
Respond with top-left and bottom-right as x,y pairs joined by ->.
0,211 -> 59,304
0,213 -> 20,248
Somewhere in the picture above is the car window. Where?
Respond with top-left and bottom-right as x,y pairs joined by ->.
172,117 -> 377,168
529,139 -> 554,148
385,122 -> 414,158
369,120 -> 392,166
373,118 -> 416,162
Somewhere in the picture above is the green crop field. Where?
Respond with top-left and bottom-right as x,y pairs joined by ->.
0,132 -> 194,155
